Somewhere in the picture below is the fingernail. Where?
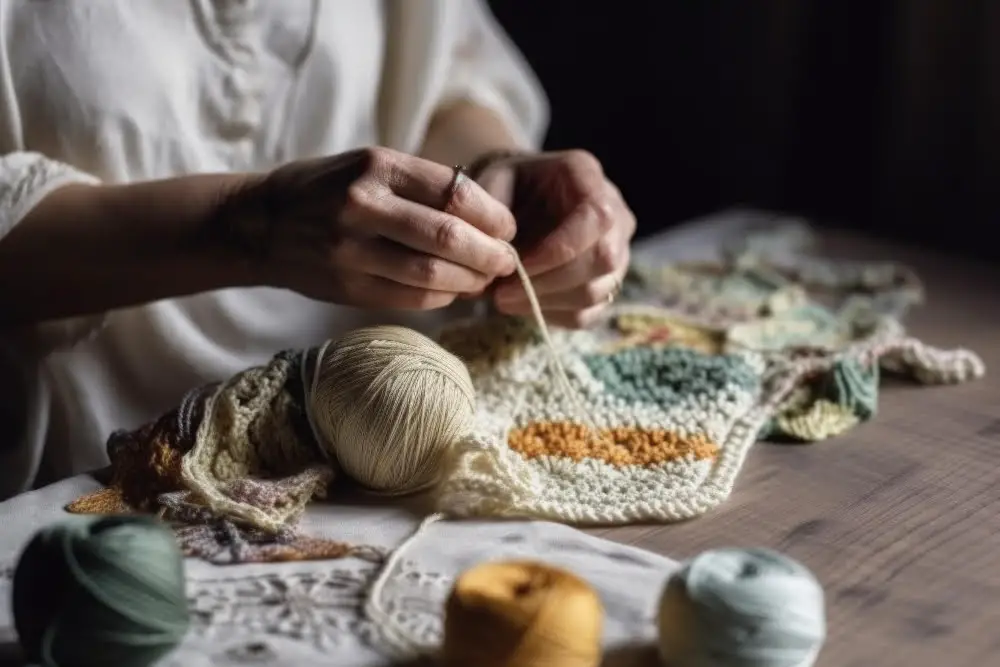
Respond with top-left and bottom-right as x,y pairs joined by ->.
496,243 -> 517,271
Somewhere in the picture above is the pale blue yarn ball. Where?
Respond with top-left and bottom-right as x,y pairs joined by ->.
657,548 -> 826,667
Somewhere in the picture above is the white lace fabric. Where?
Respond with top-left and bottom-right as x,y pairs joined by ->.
0,475 -> 678,666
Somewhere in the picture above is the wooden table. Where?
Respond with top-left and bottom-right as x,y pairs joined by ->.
593,230 -> 1000,666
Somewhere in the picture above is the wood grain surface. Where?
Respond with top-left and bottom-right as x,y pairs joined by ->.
591,231 -> 1000,666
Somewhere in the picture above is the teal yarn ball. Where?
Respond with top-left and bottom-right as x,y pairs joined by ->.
657,548 -> 826,667
12,515 -> 190,667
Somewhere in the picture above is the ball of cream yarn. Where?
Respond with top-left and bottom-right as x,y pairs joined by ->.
308,325 -> 476,494
657,548 -> 826,667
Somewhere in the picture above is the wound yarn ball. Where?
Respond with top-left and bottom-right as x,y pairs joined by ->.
657,548 -> 826,667
307,325 -> 476,495
442,560 -> 604,667
12,515 -> 189,667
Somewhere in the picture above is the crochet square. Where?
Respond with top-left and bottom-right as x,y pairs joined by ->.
433,316 -> 767,523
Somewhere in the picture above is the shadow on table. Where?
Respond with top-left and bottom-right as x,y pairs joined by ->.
388,643 -> 659,666
602,643 -> 659,666
323,479 -> 439,519
0,640 -> 660,667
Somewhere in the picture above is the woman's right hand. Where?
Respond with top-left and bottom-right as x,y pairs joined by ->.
219,147 -> 517,310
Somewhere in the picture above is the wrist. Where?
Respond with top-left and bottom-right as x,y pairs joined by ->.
466,149 -> 533,208
198,172 -> 274,287
100,173 -> 262,288
204,171 -> 283,287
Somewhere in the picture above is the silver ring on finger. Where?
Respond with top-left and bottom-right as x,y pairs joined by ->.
606,274 -> 622,305
445,164 -> 470,211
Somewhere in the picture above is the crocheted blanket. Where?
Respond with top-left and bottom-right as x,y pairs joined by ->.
66,224 -> 986,564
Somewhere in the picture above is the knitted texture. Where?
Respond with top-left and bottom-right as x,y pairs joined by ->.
66,223 -> 986,563
431,225 -> 983,521
66,351 -> 381,564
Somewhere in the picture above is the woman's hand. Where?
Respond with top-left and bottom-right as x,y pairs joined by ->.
489,150 -> 636,328
223,147 -> 517,310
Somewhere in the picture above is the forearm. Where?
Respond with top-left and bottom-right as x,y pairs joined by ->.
0,174 -> 253,326
419,100 -> 525,206
420,100 -> 522,166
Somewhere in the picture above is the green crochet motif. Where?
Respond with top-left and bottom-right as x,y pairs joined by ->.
583,347 -> 760,407
759,358 -> 881,442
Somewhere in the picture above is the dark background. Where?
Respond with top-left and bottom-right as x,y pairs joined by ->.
488,0 -> 1000,260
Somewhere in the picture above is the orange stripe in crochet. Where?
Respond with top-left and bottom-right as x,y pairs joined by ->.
508,421 -> 718,467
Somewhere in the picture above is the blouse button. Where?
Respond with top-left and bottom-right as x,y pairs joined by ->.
220,110 -> 259,140
220,67 -> 263,138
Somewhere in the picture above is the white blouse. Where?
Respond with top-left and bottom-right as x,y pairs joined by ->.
0,0 -> 548,498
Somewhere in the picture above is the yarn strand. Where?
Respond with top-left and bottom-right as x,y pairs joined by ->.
501,242 -> 604,442
302,242 -> 607,482
361,244 -> 609,659
363,512 -> 445,658
303,339 -> 335,465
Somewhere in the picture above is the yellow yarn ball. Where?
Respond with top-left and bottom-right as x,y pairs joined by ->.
308,325 -> 476,495
442,560 -> 604,667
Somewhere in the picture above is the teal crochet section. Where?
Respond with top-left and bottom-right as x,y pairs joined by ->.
759,357 -> 881,441
583,347 -> 760,407
822,358 -> 880,419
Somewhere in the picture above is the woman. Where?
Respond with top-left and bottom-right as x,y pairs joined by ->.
0,0 -> 635,498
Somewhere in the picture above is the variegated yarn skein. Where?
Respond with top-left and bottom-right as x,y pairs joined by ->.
441,560 -> 605,667
657,548 -> 826,667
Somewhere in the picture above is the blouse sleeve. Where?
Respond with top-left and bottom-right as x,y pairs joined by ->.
0,153 -> 99,241
436,0 -> 550,150
0,153 -> 105,356
0,3 -> 106,357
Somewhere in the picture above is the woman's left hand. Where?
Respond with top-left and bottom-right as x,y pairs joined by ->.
489,150 -> 637,328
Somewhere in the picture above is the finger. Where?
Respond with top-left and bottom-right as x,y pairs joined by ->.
347,192 -> 516,278
340,237 -> 492,294
494,225 -> 628,302
377,150 -> 517,242
517,197 -> 610,275
343,273 -> 459,311
544,303 -> 611,330
495,271 -> 622,314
